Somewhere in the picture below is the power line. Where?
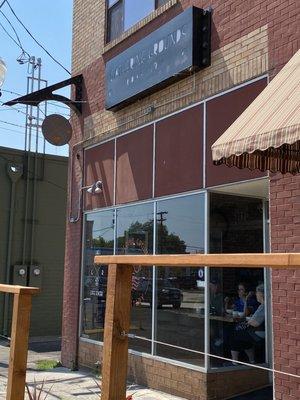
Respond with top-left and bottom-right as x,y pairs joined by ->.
5,0 -> 71,75
0,1 -> 6,9
0,9 -> 29,57
0,126 -> 42,138
0,119 -> 25,128
1,89 -> 72,111
0,126 -> 25,135
0,101 -> 28,116
0,20 -> 20,48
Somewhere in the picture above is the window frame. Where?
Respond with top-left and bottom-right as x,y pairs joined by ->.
106,0 -> 169,44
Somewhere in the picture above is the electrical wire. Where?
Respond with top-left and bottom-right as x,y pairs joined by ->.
0,9 -> 29,57
0,119 -> 25,128
5,0 -> 71,75
0,101 -> 28,116
0,20 -> 20,48
1,89 -> 71,110
0,0 -> 6,9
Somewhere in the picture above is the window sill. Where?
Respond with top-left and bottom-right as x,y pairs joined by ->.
103,0 -> 179,54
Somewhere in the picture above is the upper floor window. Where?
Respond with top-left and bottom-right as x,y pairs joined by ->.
107,0 -> 169,43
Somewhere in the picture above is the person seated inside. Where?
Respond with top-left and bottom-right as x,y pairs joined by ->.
210,279 -> 224,316
228,283 -> 265,365
225,282 -> 259,317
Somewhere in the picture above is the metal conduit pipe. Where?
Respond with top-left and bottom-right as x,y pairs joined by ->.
30,58 -> 42,266
3,163 -> 23,336
22,57 -> 36,266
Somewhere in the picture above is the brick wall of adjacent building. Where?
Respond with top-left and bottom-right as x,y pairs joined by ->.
270,174 -> 300,400
62,0 -> 300,397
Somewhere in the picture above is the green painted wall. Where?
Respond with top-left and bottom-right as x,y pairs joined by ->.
0,147 -> 67,337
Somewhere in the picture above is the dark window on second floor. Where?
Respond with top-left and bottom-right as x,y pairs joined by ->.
107,0 -> 170,43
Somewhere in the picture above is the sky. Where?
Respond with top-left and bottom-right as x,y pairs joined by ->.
0,0 -> 73,157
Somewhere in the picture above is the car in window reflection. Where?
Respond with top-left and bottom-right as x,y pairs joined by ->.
133,278 -> 183,309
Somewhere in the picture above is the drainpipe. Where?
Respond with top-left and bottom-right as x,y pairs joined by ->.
3,163 -> 23,337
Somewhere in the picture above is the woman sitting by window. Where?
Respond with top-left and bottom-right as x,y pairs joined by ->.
228,284 -> 265,365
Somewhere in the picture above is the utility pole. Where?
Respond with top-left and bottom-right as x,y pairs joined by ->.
156,211 -> 168,254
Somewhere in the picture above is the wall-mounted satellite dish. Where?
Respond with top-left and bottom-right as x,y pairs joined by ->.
42,114 -> 72,146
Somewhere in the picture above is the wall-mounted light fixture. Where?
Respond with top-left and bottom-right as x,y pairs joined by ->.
86,180 -> 103,194
69,180 -> 103,223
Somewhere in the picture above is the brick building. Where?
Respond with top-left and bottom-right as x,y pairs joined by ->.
62,1 -> 299,399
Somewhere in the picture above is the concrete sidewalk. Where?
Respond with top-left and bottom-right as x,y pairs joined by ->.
0,342 -> 185,399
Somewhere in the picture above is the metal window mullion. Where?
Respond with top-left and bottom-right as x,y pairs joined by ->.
113,208 -> 117,255
151,201 -> 157,356
263,199 -> 272,375
204,190 -> 210,372
78,215 -> 87,339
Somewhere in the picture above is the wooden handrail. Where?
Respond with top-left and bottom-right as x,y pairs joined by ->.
97,253 -> 300,400
95,253 -> 300,268
0,284 -> 40,295
0,285 -> 40,400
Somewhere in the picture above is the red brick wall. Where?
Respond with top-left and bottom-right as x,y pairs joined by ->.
64,0 -> 300,382
270,174 -> 300,400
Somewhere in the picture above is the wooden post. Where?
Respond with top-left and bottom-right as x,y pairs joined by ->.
101,264 -> 133,400
6,292 -> 33,400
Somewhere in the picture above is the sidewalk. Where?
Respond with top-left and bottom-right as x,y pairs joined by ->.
0,342 -> 185,399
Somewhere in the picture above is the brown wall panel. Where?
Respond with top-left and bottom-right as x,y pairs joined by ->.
155,105 -> 203,197
84,141 -> 115,210
206,78 -> 268,187
116,126 -> 153,204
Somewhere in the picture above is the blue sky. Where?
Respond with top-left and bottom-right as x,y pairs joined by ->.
0,0 -> 73,156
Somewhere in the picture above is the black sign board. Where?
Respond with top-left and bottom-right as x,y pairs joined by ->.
105,7 -> 211,110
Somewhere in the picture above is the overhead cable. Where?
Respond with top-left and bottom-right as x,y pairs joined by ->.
5,0 -> 71,75
0,9 -> 28,53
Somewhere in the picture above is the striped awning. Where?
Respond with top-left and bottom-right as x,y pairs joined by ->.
212,50 -> 300,174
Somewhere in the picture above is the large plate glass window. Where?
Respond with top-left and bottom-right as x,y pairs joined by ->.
209,193 -> 266,370
81,210 -> 115,342
154,193 -> 205,366
117,202 -> 154,353
107,0 -> 169,42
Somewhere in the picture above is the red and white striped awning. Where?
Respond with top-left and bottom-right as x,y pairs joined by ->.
212,50 -> 300,174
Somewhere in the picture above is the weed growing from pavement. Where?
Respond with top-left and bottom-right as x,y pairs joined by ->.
35,359 -> 62,370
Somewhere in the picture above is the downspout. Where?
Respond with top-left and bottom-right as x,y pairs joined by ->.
3,163 -> 23,337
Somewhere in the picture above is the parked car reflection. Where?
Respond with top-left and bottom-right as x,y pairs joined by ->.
132,278 -> 183,309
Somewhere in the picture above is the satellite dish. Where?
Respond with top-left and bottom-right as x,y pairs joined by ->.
42,114 -> 72,146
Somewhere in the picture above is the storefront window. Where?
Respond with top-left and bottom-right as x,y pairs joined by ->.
209,193 -> 266,369
80,191 -> 269,373
81,210 -> 115,342
117,203 -> 154,353
154,194 -> 205,366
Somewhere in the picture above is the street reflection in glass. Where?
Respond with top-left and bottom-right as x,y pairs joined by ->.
155,194 -> 205,366
82,211 -> 114,342
117,203 -> 154,353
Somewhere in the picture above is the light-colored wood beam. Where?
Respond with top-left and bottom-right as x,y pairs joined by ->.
95,253 -> 300,268
101,264 -> 133,400
6,293 -> 33,400
0,284 -> 40,295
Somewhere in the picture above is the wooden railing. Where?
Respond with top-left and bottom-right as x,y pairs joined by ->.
0,284 -> 40,400
94,253 -> 300,400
